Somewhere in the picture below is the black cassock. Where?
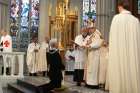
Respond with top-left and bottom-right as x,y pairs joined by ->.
38,49 -> 65,93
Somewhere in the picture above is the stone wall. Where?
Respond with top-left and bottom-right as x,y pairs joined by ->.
96,0 -> 116,41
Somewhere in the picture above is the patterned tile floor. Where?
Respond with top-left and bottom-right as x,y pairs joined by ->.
3,75 -> 109,93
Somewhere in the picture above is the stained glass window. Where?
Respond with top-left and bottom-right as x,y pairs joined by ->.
90,0 -> 96,12
83,0 -> 96,26
138,0 -> 140,14
30,0 -> 40,38
10,0 -> 20,49
10,0 -> 40,51
83,0 -> 89,17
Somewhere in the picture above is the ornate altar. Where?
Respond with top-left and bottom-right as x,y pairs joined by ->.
49,0 -> 78,49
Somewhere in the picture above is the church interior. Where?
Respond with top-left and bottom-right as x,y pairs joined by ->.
0,0 -> 140,93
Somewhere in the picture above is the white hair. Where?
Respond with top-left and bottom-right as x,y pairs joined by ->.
49,38 -> 57,46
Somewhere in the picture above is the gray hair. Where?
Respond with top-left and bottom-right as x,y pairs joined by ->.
49,38 -> 57,46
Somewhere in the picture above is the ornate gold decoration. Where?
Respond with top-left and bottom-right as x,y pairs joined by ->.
49,0 -> 78,49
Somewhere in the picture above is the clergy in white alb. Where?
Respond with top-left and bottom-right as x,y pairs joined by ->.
27,37 -> 40,76
0,29 -> 12,75
108,1 -> 140,93
85,28 -> 103,87
99,41 -> 109,86
37,37 -> 49,76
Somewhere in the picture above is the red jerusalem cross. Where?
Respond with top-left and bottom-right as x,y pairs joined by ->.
4,40 -> 10,47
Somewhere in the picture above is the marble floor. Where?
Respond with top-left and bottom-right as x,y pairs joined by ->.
3,75 -> 109,93
64,75 -> 109,93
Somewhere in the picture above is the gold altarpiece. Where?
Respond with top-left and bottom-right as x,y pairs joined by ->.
49,0 -> 78,49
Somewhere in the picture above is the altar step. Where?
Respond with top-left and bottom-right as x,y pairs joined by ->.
8,83 -> 35,93
8,76 -> 79,93
8,76 -> 49,93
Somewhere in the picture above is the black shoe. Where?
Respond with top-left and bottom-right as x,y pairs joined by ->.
1,67 -> 3,75
33,73 -> 37,76
43,71 -> 46,76
29,73 -> 32,76
99,84 -> 105,88
86,84 -> 99,89
76,82 -> 81,86
6,68 -> 10,75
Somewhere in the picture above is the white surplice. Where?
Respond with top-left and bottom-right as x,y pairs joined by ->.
37,41 -> 49,72
99,46 -> 109,84
86,30 -> 103,86
65,50 -> 75,71
27,42 -> 40,73
0,35 -> 12,67
74,35 -> 87,70
108,10 -> 140,93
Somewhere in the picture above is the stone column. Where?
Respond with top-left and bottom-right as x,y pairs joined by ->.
39,0 -> 58,42
96,0 -> 116,41
38,0 -> 50,42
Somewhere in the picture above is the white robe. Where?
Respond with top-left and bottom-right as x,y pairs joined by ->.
37,41 -> 49,72
0,35 -> 12,67
27,43 -> 40,73
0,85 -> 3,93
86,30 -> 103,86
108,10 -> 140,93
0,35 -> 12,52
99,46 -> 109,84
74,35 -> 87,70
65,50 -> 75,71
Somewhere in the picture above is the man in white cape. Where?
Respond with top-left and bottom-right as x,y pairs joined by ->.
27,37 -> 40,76
108,1 -> 140,93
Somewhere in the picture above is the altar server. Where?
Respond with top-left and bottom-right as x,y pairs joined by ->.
65,44 -> 75,73
37,37 -> 49,76
27,36 -> 40,76
0,29 -> 12,75
73,28 -> 88,86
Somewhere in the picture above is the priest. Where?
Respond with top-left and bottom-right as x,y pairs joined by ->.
27,36 -> 40,76
85,27 -> 103,89
108,1 -> 140,93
